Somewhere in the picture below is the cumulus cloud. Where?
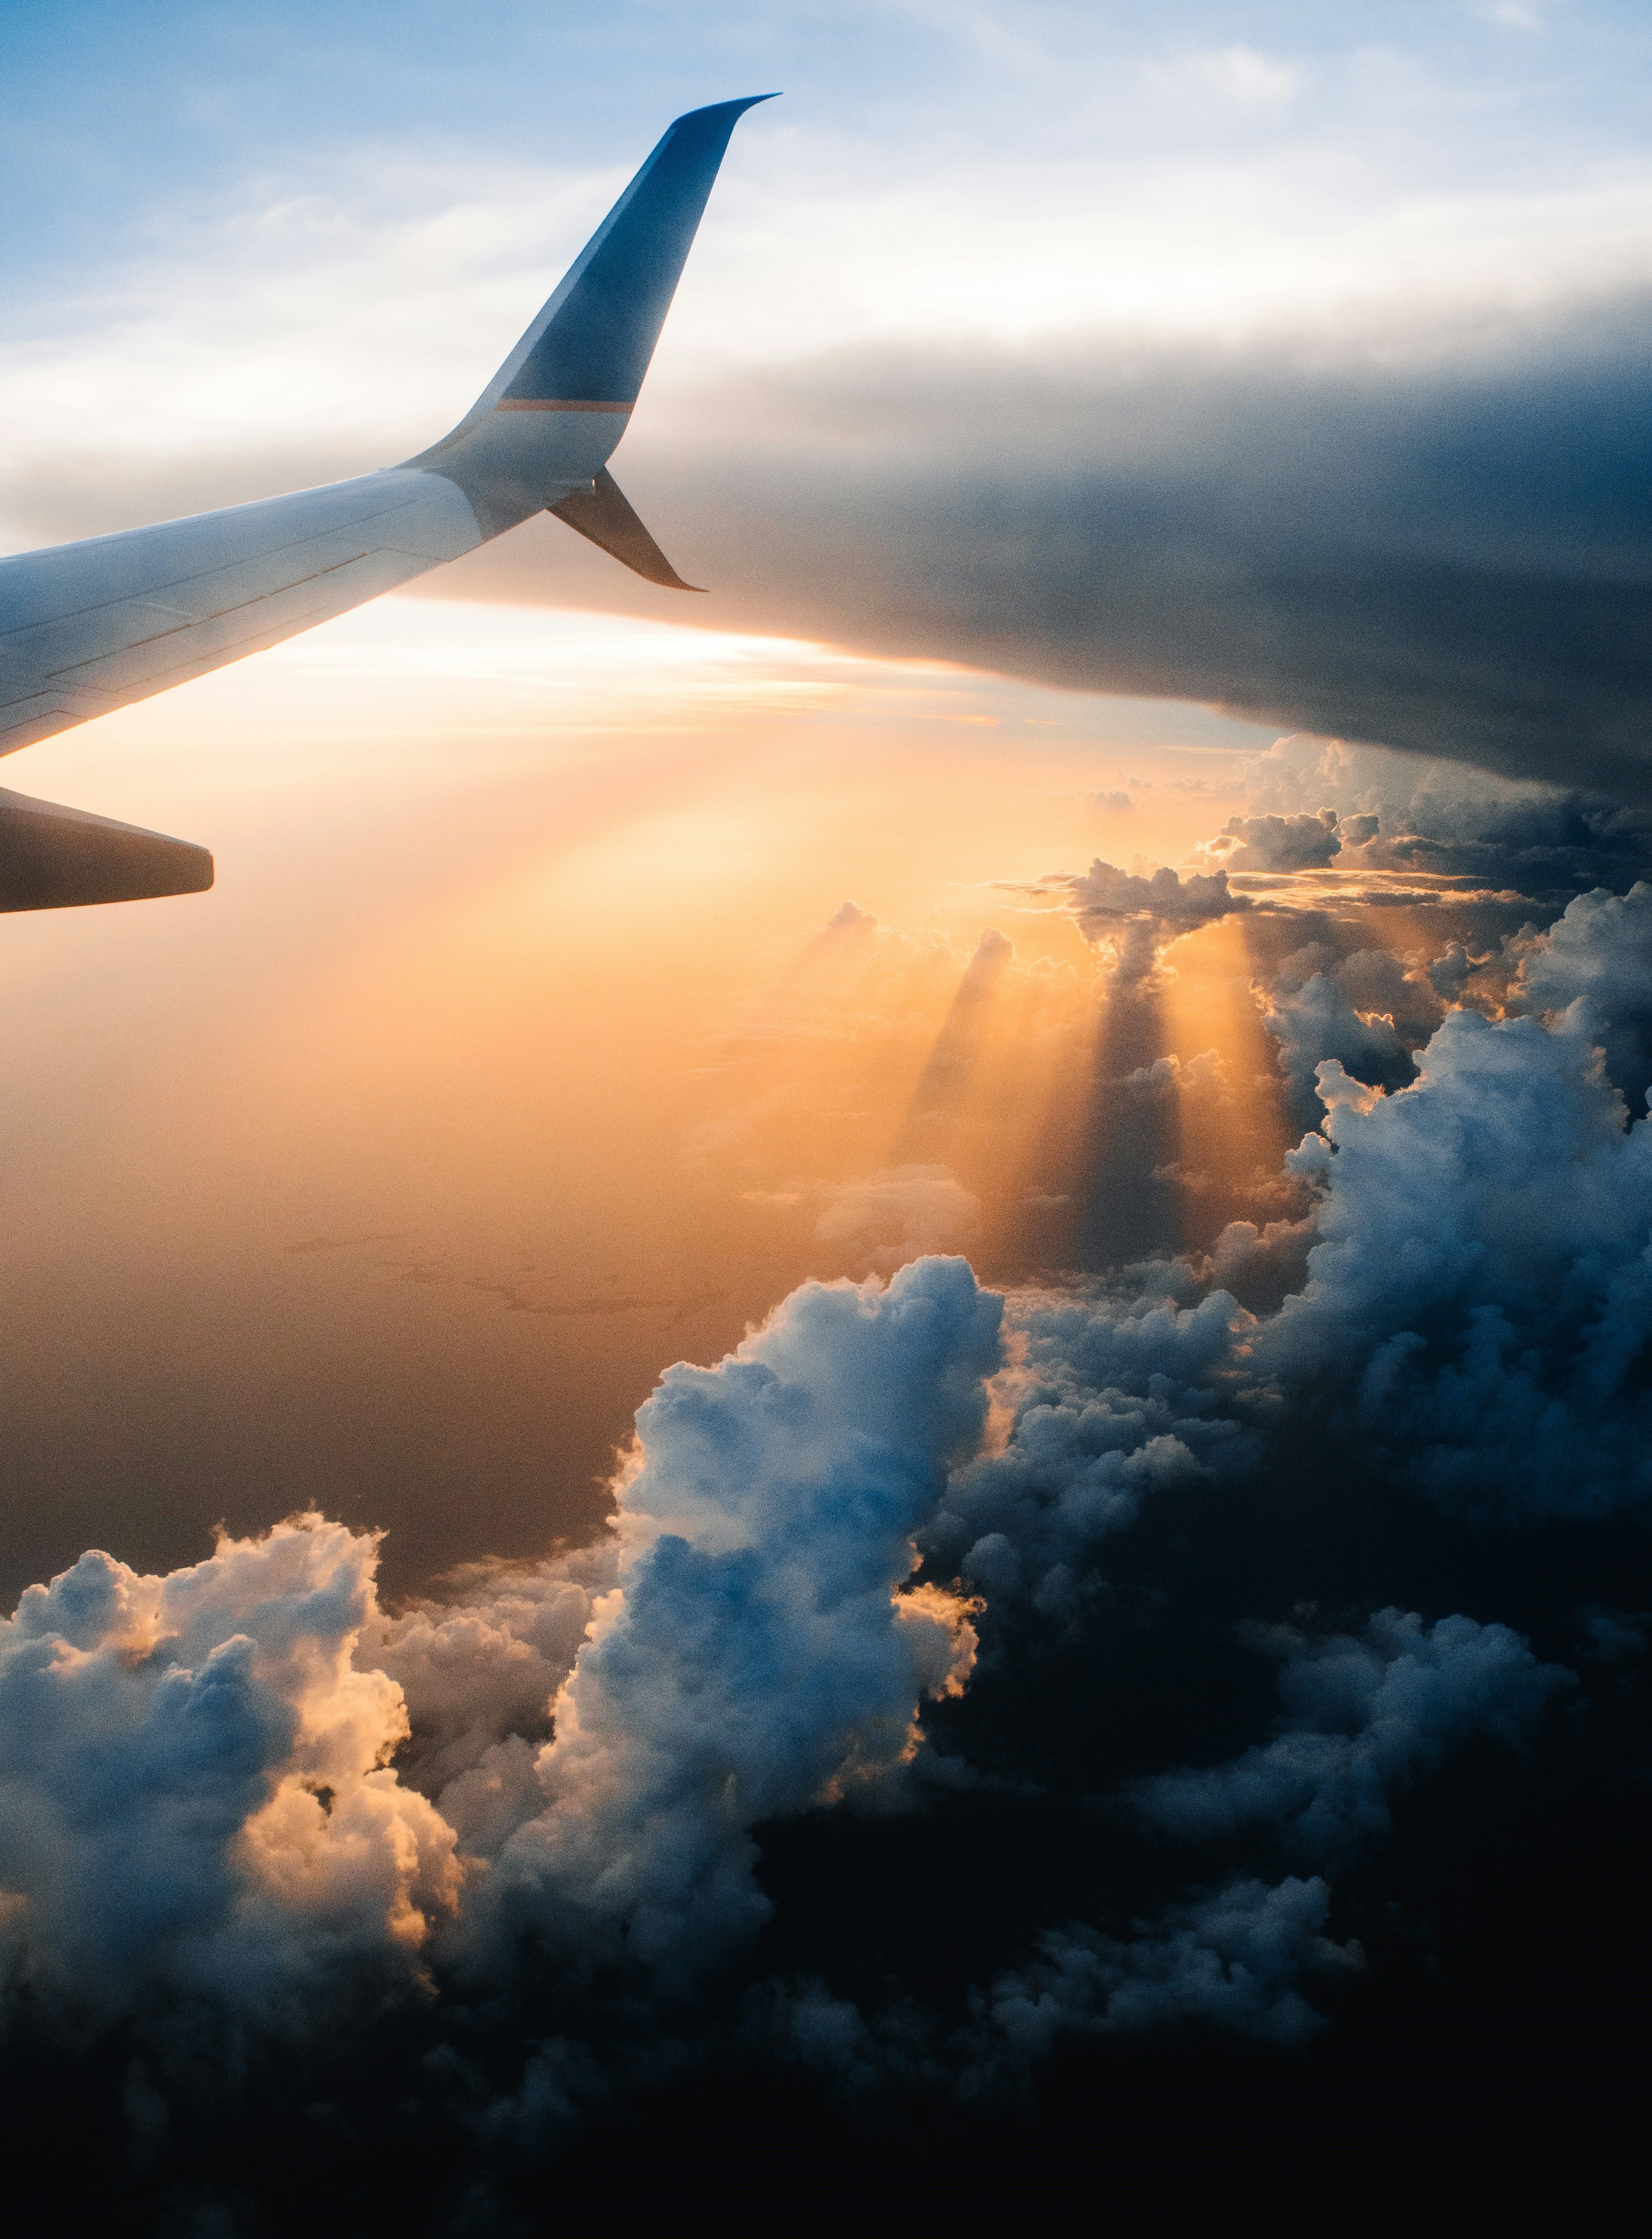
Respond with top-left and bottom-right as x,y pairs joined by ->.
1012,858 -> 1246,987
1236,734 -> 1652,900
1245,1010 -> 1652,1521
1135,1609 -> 1569,1866
1118,1048 -> 1228,1103
979,1876 -> 1358,2055
1507,880 -> 1652,1115
14,803 -> 1652,2168
0,1264 -> 1003,2043
745,1593 -> 1571,2087
365,1544 -> 614,1856
1259,943 -> 1438,1127
926,1281 -> 1255,1605
1059,859 -> 1246,937
927,946 -> 1652,1614
473,1259 -> 1000,1983
1203,809 -> 1342,872
0,1516 -> 458,2030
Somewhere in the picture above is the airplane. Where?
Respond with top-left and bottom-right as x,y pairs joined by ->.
0,95 -> 772,913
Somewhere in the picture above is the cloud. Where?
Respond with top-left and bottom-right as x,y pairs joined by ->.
42,288 -> 1652,777
1203,809 -> 1342,872
931,922 -> 1652,1612
474,1258 -> 1002,1983
0,1516 -> 458,2030
12,785 -> 1652,2180
1118,1048 -> 1228,1104
824,899 -> 876,935
1056,860 -> 1247,937
532,305 -> 1652,801
1178,45 -> 1303,107
0,1262 -> 1003,2046
977,1607 -> 1567,2056
1011,858 -> 1246,988
1244,1009 -> 1652,1524
926,1280 -> 1256,1604
1506,880 -> 1652,1115
1259,943 -> 1438,1127
364,1545 -> 614,1855
815,1165 -> 982,1269
750,1585 -> 1572,2078
18,240 -> 1652,810
2,967 -> 1648,2164
1234,735 -> 1652,903
1135,1609 -> 1570,1867
980,1876 -> 1358,2054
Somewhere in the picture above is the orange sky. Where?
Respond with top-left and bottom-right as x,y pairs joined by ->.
0,597 -> 1298,1599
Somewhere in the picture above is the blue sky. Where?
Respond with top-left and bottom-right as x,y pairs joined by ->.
9,1 -> 1652,545
11,1 -> 1652,299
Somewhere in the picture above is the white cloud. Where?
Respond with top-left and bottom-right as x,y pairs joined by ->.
476,1257 -> 1002,1981
0,1515 -> 458,2028
0,1261 -> 1005,2028
1182,44 -> 1303,106
815,1165 -> 982,1269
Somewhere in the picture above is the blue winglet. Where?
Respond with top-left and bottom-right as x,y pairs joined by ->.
500,96 -> 777,409
408,98 -> 775,544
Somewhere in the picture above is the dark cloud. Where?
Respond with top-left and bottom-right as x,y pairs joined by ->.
1058,859 -> 1246,936
545,300 -> 1652,799
16,301 -> 1652,810
14,299 -> 1652,842
1259,942 -> 1438,1127
966,1610 -> 1569,2058
1232,734 -> 1652,905
1133,1610 -> 1570,1870
1011,858 -> 1247,990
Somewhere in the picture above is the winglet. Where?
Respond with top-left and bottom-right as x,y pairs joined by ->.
486,95 -> 778,416
549,469 -> 706,592
409,95 -> 776,537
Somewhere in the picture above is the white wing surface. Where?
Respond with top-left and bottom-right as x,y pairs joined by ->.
0,95 -> 770,908
0,471 -> 480,759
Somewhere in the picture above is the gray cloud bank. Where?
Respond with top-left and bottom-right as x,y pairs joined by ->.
14,294 -> 1652,801
443,296 -> 1652,799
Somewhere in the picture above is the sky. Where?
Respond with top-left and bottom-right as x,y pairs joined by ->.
2,2 -> 1652,2224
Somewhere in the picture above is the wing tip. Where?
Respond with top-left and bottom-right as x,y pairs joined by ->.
669,92 -> 781,130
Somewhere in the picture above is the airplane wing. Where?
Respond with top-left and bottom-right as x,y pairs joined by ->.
0,94 -> 771,909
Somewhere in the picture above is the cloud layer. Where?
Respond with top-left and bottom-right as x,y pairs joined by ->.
361,304 -> 1652,800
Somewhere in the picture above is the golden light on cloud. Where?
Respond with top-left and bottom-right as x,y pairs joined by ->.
0,594 -> 1284,1598
1158,912 -> 1298,1245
